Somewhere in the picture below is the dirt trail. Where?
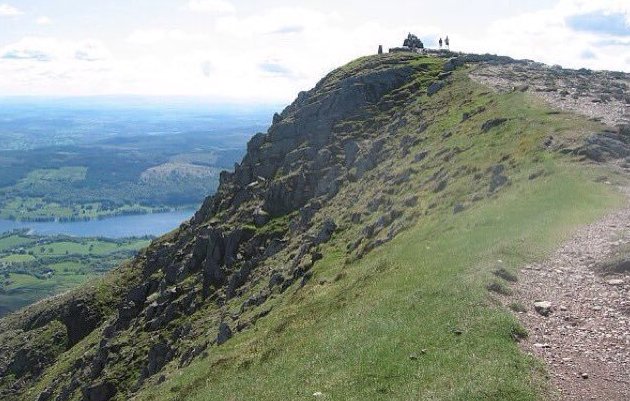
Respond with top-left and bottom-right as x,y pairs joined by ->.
513,189 -> 630,400
470,61 -> 630,399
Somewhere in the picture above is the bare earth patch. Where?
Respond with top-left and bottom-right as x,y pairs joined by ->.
512,192 -> 630,400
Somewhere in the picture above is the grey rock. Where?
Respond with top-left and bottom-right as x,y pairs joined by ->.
201,228 -> 226,296
314,219 -> 337,245
413,151 -> 429,163
253,208 -> 270,227
576,131 -> 630,162
534,301 -> 553,317
36,388 -> 53,401
443,57 -> 465,72
403,196 -> 418,207
82,382 -> 116,401
217,322 -> 233,345
343,141 -> 360,167
489,164 -> 510,193
145,342 -> 171,377
433,179 -> 448,193
427,81 -> 445,96
481,118 -> 508,132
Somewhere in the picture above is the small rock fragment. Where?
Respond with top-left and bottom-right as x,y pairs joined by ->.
534,301 -> 553,316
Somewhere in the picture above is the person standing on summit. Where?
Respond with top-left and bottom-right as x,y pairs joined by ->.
439,37 -> 443,48
445,36 -> 450,49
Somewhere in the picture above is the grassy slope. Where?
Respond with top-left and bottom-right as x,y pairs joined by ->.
132,167 -> 619,401
130,61 -> 624,401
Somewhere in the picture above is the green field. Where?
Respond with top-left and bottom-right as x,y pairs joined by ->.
0,231 -> 150,316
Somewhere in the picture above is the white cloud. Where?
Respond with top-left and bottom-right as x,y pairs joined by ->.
0,37 -> 111,62
0,7 -> 441,100
1,1 -> 629,99
0,3 -> 21,16
187,0 -> 235,15
74,41 -> 111,61
454,0 -> 630,72
36,16 -> 52,25
127,29 -> 208,45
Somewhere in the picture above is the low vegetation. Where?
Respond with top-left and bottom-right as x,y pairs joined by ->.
0,231 -> 150,316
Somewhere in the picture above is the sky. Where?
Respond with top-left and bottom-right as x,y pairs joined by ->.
0,0 -> 629,102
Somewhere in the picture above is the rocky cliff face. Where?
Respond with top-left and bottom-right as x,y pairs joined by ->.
0,52 -> 439,401
0,51 -> 628,401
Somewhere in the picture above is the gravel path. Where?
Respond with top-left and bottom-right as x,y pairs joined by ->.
470,60 -> 630,399
513,191 -> 630,400
469,64 -> 630,127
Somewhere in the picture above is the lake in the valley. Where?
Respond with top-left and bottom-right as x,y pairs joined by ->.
0,210 -> 194,238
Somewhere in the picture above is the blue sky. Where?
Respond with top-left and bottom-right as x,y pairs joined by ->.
0,0 -> 629,101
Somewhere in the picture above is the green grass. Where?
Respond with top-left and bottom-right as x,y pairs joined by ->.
0,196 -> 165,221
0,234 -> 36,252
0,165 -> 191,221
0,254 -> 36,263
24,239 -> 147,256
135,165 -> 620,401
0,233 -> 150,316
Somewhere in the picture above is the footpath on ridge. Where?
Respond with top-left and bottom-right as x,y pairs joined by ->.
514,192 -> 630,400
476,63 -> 630,400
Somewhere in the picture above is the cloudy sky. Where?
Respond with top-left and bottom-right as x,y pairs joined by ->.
0,0 -> 629,102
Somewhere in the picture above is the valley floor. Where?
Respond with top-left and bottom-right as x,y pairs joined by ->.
511,185 -> 630,400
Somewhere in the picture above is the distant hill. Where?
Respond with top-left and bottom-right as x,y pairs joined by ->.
0,105 -> 273,221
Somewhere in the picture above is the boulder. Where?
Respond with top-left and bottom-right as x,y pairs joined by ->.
315,219 -> 337,245
488,164 -> 509,193
481,118 -> 508,133
576,131 -> 630,162
82,382 -> 117,401
145,341 -> 171,377
253,207 -> 270,227
217,322 -> 233,345
62,300 -> 101,347
427,81 -> 445,96
201,229 -> 226,297
534,301 -> 553,317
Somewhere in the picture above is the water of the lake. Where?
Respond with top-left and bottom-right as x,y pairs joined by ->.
0,210 -> 194,238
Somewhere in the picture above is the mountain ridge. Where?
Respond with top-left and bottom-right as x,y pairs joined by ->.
1,50 -> 629,401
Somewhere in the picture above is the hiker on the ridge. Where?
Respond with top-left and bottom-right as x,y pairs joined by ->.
445,36 -> 450,49
439,37 -> 443,49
